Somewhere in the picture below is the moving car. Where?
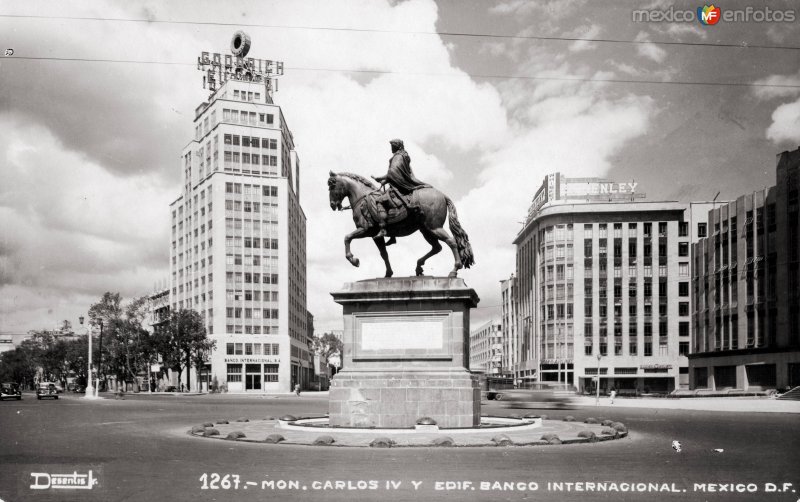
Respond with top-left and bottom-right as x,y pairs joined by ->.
0,382 -> 22,401
495,383 -> 575,409
36,382 -> 59,400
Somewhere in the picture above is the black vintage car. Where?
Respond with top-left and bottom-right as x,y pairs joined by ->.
0,382 -> 22,400
36,382 -> 59,400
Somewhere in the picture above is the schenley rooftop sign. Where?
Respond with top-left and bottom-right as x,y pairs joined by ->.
526,172 -> 647,221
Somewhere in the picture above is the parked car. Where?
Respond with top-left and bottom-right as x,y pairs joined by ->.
36,382 -> 59,400
0,382 -> 22,400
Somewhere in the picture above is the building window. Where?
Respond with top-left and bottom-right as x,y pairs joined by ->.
697,222 -> 707,238
226,343 -> 234,355
264,364 -> 279,382
227,364 -> 242,383
679,322 -> 689,337
644,342 -> 653,356
679,342 -> 689,356
679,222 -> 688,237
679,302 -> 689,316
679,282 -> 689,296
679,263 -> 689,277
678,242 -> 689,257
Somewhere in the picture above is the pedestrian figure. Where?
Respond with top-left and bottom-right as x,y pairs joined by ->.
610,388 -> 617,404
294,384 -> 301,397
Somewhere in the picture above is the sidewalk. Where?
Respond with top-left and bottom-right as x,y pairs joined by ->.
573,395 -> 800,413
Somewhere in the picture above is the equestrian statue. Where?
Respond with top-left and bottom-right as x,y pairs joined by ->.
328,139 -> 474,278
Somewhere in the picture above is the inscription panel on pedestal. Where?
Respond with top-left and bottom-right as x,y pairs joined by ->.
354,312 -> 451,360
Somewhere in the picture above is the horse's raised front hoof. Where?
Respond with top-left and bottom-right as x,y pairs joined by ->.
352,258 -> 360,267
415,265 -> 424,276
384,270 -> 393,278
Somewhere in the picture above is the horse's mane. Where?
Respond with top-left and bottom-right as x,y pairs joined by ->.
334,171 -> 378,190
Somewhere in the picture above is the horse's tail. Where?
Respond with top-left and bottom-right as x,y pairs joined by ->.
445,197 -> 474,269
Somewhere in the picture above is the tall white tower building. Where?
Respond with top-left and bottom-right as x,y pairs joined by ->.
169,33 -> 310,392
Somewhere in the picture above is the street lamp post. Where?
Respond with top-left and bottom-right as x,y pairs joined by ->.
79,316 -> 96,399
595,353 -> 601,406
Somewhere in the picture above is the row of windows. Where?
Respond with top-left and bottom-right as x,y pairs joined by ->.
225,325 -> 279,335
223,134 -> 278,149
224,152 -> 279,166
584,320 -> 690,336
222,108 -> 274,127
225,272 -> 280,284
226,343 -> 280,356
224,237 -> 279,250
226,308 -> 280,319
584,341 -> 685,357
583,222 -> 689,238
225,183 -> 279,197
231,89 -> 262,102
227,363 -> 279,383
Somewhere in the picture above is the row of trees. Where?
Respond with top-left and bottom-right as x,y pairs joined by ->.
0,292 -> 214,392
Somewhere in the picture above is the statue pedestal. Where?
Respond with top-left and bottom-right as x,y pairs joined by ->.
329,277 -> 480,428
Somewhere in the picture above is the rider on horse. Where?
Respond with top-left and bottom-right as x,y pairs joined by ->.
372,139 -> 429,238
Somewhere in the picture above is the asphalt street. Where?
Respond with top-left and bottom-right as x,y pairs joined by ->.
0,392 -> 797,502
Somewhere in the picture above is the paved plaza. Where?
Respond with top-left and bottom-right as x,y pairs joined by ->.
1,391 -> 798,502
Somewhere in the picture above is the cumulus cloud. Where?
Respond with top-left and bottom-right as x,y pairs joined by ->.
753,69 -> 800,100
766,98 -> 800,144
565,23 -> 602,52
634,31 -> 667,63
0,0 -> 654,334
0,116 -> 174,330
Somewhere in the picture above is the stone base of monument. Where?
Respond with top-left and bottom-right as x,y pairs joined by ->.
329,276 -> 480,429
329,370 -> 480,428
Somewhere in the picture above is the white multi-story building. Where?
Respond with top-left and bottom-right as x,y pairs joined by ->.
469,320 -> 503,375
513,173 -> 716,393
169,68 -> 309,393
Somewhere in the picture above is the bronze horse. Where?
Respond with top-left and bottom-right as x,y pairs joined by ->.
328,171 -> 474,278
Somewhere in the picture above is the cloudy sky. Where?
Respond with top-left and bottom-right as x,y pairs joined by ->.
1,0 -> 799,334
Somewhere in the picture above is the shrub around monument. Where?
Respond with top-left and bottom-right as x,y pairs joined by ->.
431,437 -> 455,447
280,415 -> 298,422
584,417 -> 599,424
611,422 -> 628,433
563,416 -> 575,422
191,425 -> 206,434
203,428 -> 220,437
264,434 -> 285,444
491,434 -> 514,446
226,431 -> 246,440
370,437 -> 395,448
264,416 -> 276,421
601,419 -> 614,427
202,422 -> 214,428
577,430 -> 597,441
216,419 -> 229,425
601,428 -> 619,438
416,417 -> 437,426
236,417 -> 249,422
540,433 -> 561,445
313,435 -> 336,446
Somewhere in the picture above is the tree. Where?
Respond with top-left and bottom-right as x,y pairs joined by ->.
156,309 -> 211,392
0,343 -> 39,389
88,292 -> 157,391
88,292 -> 123,389
311,333 -> 343,373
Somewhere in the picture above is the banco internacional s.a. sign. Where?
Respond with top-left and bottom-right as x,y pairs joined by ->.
526,172 -> 647,222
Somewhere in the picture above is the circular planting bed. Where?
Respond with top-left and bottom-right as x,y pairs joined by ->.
187,414 -> 628,448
